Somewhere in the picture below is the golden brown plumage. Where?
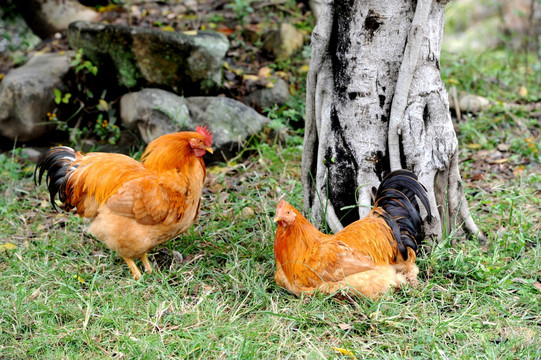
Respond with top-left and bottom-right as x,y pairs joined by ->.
35,126 -> 213,279
273,170 -> 431,299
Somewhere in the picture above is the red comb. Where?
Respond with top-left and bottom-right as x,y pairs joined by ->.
196,125 -> 213,146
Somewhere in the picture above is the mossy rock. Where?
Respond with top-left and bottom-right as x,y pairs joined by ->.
67,21 -> 229,94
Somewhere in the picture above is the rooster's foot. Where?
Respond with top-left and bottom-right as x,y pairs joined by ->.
123,257 -> 142,280
141,253 -> 153,275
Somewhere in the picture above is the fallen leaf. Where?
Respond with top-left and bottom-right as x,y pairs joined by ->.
183,14 -> 198,21
98,99 -> 109,111
289,82 -> 296,95
243,74 -> 259,82
485,157 -> 509,164
513,166 -> 525,177
29,288 -> 40,300
130,5 -> 141,17
161,25 -> 176,32
468,143 -> 482,149
183,30 -> 198,35
332,347 -> 356,357
97,3 -> 121,13
337,323 -> 353,331
218,192 -> 229,203
275,71 -> 289,79
471,171 -> 486,181
258,66 -> 272,78
217,27 -> 234,36
172,250 -> 184,265
224,62 -> 244,76
0,243 -> 16,250
517,86 -> 528,97
533,282 -> 541,292
299,64 -> 310,73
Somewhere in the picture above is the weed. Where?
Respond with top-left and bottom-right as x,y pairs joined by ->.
226,0 -> 254,23
93,113 -> 121,145
71,49 -> 98,76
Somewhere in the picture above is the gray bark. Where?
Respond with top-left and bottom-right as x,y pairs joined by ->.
302,0 -> 485,241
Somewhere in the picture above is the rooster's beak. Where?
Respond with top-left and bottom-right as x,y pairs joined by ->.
206,147 -> 214,154
273,216 -> 281,223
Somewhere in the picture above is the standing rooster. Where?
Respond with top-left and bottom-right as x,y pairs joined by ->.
273,170 -> 431,299
35,126 -> 213,280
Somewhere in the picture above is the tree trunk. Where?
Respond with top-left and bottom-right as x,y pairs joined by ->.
302,0 -> 485,241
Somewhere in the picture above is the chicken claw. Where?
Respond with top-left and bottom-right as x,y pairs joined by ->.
141,253 -> 153,275
123,257 -> 142,280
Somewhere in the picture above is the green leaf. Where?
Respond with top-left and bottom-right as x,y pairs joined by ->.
54,88 -> 62,104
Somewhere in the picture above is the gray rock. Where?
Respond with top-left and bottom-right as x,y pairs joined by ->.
68,21 -> 229,94
20,147 -> 42,163
17,0 -> 100,38
458,94 -> 491,113
244,77 -> 290,110
0,15 -> 41,54
119,88 -> 269,161
185,96 -> 269,160
120,89 -> 191,144
0,52 -> 74,141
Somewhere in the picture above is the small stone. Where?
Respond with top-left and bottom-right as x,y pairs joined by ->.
458,94 -> 491,113
218,192 -> 229,203
240,207 -> 255,219
245,77 -> 290,110
21,148 -> 42,163
263,23 -> 304,60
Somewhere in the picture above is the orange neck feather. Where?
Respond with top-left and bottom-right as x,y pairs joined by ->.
141,132 -> 205,175
274,209 -> 324,278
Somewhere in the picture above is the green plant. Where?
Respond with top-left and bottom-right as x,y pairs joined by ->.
71,48 -> 98,76
93,113 -> 121,145
53,88 -> 72,104
510,136 -> 540,162
225,0 -> 254,22
45,49 -> 128,147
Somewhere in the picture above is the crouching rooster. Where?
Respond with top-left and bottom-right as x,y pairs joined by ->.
273,170 -> 431,299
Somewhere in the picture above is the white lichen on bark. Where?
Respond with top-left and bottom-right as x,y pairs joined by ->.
302,0 -> 485,241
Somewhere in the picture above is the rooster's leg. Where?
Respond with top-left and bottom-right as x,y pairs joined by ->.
141,253 -> 153,274
122,257 -> 142,280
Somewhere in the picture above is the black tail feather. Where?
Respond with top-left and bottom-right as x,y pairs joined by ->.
374,170 -> 432,260
34,146 -> 76,211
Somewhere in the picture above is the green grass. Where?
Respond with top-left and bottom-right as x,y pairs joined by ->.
1,3 -> 541,357
1,127 -> 540,359
441,50 -> 541,103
